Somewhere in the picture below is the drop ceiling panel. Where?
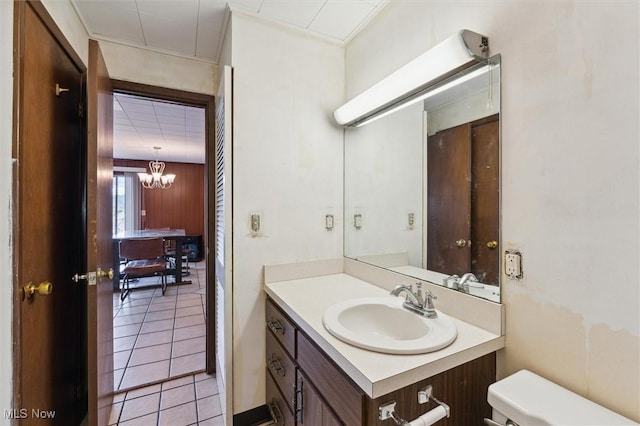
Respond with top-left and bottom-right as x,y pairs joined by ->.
137,1 -> 200,55
114,94 -> 206,164
259,0 -> 325,28
309,1 -> 376,40
73,1 -> 145,44
196,1 -> 227,59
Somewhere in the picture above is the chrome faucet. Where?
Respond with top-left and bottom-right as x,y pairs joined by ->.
390,282 -> 438,318
458,272 -> 479,294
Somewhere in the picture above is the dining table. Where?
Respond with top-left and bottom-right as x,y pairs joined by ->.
112,228 -> 192,292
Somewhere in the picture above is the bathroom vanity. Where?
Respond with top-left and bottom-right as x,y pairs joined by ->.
263,263 -> 505,426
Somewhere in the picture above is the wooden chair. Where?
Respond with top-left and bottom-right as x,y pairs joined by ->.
119,237 -> 167,301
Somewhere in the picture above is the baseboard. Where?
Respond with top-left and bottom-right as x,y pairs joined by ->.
233,405 -> 271,426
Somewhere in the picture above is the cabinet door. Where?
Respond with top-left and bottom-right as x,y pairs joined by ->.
298,371 -> 343,426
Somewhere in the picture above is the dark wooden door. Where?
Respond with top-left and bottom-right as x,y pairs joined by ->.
427,123 -> 472,275
14,2 -> 86,424
471,117 -> 499,285
86,39 -> 114,426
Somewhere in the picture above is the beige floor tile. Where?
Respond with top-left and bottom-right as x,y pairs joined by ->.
121,297 -> 152,308
129,343 -> 172,367
176,306 -> 202,318
135,330 -> 173,348
114,350 -> 131,370
161,375 -> 194,391
160,383 -> 196,410
174,314 -> 204,329
158,401 -> 198,426
170,352 -> 205,377
195,378 -> 219,400
114,368 -> 125,389
119,360 -> 170,390
177,292 -> 202,301
140,318 -> 175,334
173,324 -> 205,342
113,313 -> 146,327
172,336 -> 206,358
196,394 -> 222,421
114,323 -> 142,339
147,301 -> 176,312
118,412 -> 159,426
114,335 -> 137,352
194,372 -> 212,382
119,392 -> 161,422
117,305 -> 149,316
144,310 -> 175,322
108,401 -> 122,425
126,383 -> 161,400
198,416 -> 225,426
176,297 -> 202,309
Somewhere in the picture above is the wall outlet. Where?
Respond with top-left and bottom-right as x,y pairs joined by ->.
505,250 -> 523,280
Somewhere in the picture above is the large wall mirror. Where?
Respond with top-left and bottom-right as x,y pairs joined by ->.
344,55 -> 501,302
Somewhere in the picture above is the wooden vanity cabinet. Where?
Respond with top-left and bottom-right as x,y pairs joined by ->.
265,297 -> 495,426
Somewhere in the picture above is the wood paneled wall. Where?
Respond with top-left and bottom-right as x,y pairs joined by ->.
115,159 -> 205,236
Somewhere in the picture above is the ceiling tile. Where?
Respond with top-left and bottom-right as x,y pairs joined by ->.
259,0 -> 325,28
196,1 -> 227,59
309,1 -> 375,40
74,1 -> 145,44
137,0 -> 200,55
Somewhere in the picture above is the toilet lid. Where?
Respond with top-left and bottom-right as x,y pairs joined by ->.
487,370 -> 637,425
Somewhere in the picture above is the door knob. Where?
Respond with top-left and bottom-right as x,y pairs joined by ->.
456,239 -> 469,247
97,268 -> 114,279
23,281 -> 52,300
486,240 -> 498,249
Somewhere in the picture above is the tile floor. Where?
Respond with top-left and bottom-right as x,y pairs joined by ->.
113,261 -> 207,391
108,372 -> 224,426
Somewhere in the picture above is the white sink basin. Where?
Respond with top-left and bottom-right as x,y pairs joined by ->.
322,296 -> 457,354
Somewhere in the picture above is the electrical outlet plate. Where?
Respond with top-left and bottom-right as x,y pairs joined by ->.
505,249 -> 523,279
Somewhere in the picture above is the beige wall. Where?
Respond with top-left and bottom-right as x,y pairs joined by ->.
346,1 -> 639,421
229,11 -> 345,413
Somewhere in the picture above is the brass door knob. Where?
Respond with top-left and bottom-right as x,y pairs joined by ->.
486,240 -> 498,249
456,239 -> 469,247
97,268 -> 114,279
24,281 -> 52,299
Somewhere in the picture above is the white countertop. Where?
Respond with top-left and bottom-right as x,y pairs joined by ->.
265,273 -> 505,398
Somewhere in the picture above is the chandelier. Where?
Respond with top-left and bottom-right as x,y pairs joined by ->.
137,147 -> 176,189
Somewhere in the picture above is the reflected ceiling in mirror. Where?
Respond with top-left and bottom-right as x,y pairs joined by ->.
344,55 -> 501,302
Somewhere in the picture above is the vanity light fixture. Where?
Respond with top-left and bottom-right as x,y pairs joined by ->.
333,29 -> 489,127
137,146 -> 176,189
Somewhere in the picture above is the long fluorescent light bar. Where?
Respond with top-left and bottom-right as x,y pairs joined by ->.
334,29 -> 489,127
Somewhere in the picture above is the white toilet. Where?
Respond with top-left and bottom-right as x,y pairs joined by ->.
487,370 -> 638,426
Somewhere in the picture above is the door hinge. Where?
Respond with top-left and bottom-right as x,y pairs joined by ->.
78,103 -> 84,118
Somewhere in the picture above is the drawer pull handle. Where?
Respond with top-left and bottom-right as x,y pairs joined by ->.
269,355 -> 285,377
267,318 -> 285,335
268,400 -> 284,424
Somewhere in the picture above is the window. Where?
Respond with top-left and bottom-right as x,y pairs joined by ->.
112,172 -> 141,235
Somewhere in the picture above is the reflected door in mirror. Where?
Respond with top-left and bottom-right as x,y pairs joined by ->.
427,115 -> 499,284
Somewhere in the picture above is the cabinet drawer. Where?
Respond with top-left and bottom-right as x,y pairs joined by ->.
266,329 -> 296,413
266,369 -> 295,426
297,332 -> 365,426
266,298 -> 296,356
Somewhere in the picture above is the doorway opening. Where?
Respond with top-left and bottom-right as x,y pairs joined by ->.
109,81 -> 216,398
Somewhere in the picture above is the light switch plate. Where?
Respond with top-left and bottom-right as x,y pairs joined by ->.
250,213 -> 261,234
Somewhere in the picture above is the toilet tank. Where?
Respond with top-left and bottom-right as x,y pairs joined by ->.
487,370 -> 637,426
